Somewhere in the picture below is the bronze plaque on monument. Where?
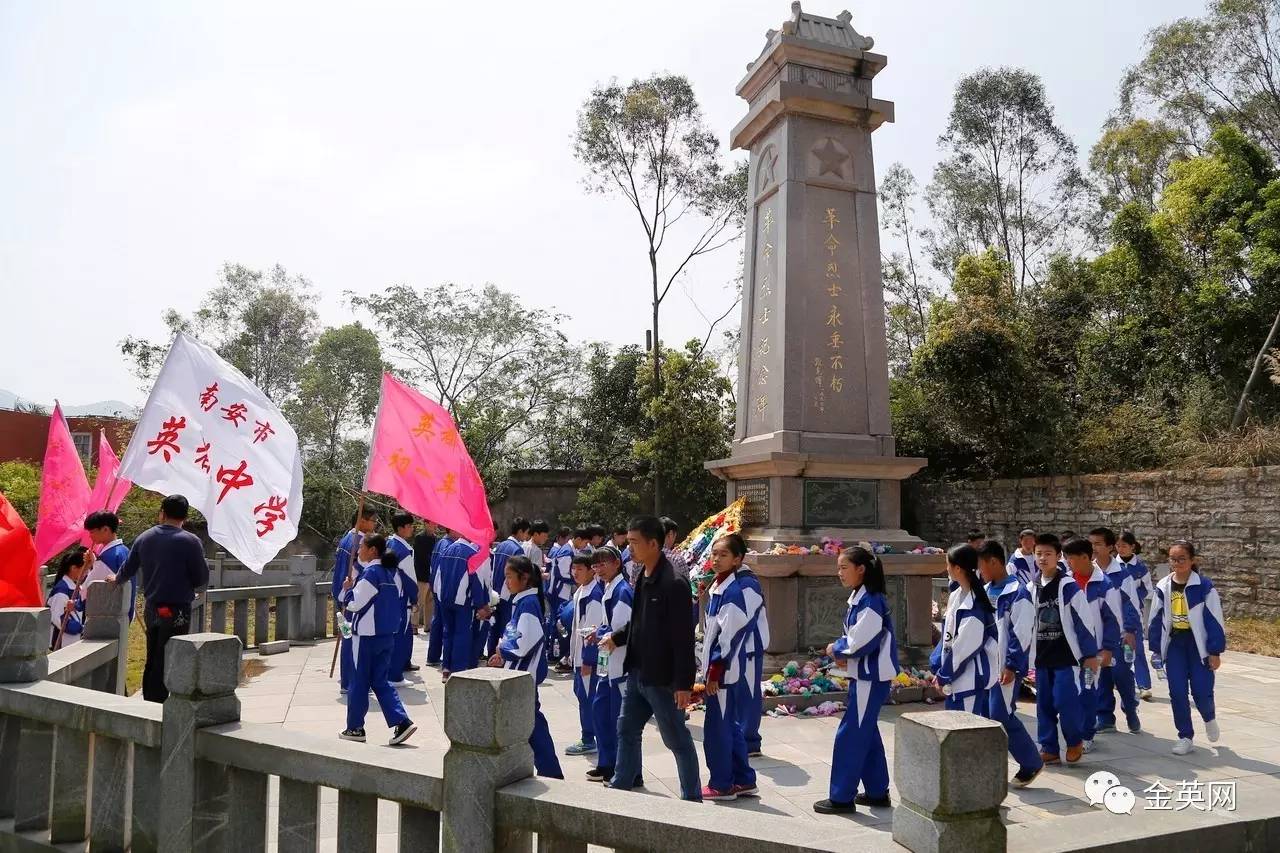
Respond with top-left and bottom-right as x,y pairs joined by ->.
803,479 -> 877,527
738,479 -> 770,527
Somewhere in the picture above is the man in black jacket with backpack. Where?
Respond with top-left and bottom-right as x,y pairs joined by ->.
601,515 -> 702,801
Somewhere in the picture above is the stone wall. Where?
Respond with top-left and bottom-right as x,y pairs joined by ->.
487,469 -> 651,532
909,466 -> 1280,618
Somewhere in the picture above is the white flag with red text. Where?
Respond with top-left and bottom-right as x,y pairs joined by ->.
119,332 -> 303,572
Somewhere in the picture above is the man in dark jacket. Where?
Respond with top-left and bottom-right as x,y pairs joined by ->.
110,495 -> 210,702
601,515 -> 702,800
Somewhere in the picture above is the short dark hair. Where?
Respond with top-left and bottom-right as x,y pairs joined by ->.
511,517 -> 531,535
628,515 -> 665,546
1035,533 -> 1062,553
978,540 -> 1007,565
1062,537 -> 1094,558
573,526 -> 591,540
613,524 -> 628,536
1089,526 -> 1117,547
530,519 -> 550,535
1060,529 -> 1076,540
392,512 -> 414,530
966,528 -> 985,541
587,523 -> 607,539
1019,528 -> 1036,539
660,516 -> 679,536
571,554 -> 593,569
84,511 -> 119,533
161,494 -> 190,521
350,506 -> 377,526
556,526 -> 572,539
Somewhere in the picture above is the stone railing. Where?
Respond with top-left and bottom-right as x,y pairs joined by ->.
189,555 -> 335,650
0,595 -> 1010,853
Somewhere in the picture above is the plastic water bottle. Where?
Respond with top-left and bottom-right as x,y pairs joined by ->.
339,618 -> 352,640
1124,641 -> 1135,665
1151,653 -> 1166,681
1083,667 -> 1095,690
598,647 -> 610,672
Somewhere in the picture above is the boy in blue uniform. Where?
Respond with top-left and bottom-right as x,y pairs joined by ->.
586,546 -> 633,783
84,511 -> 136,621
1064,536 -> 1119,753
564,553 -> 605,757
332,508 -> 378,693
426,528 -> 454,666
1007,528 -> 1037,587
437,535 -> 484,679
1090,526 -> 1142,734
978,541 -> 1044,787
387,513 -> 419,686
338,534 -> 416,745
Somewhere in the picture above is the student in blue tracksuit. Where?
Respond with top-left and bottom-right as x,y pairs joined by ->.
338,534 -> 416,746
84,511 -> 136,622
978,541 -> 1044,788
546,528 -> 587,671
1118,530 -> 1154,699
734,550 -> 769,758
332,508 -> 378,693
564,553 -> 605,757
487,555 -> 563,778
1090,526 -> 1142,734
699,534 -> 759,801
1065,537 -> 1121,753
48,549 -> 89,650
815,546 -> 899,815
931,544 -> 999,714
586,546 -> 633,783
1006,528 -> 1038,587
485,519 -> 531,658
1149,540 -> 1226,755
1029,534 -> 1099,766
426,529 -> 454,666
437,535 -> 483,679
387,513 -> 419,685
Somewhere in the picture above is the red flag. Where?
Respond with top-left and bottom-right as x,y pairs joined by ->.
364,374 -> 494,570
34,403 -> 92,565
0,492 -> 41,607
80,430 -> 131,549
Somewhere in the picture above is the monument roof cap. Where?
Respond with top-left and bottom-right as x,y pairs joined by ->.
749,3 -> 874,69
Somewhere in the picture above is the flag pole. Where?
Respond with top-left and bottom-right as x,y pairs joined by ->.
329,491 -> 366,679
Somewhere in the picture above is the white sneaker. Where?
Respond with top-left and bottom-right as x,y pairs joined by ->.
390,679 -> 411,688
1081,739 -> 1095,754
1205,719 -> 1220,743
1172,737 -> 1194,755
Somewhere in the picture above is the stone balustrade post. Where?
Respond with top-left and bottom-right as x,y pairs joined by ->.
892,710 -> 1007,853
290,554 -> 317,639
441,668 -> 535,852
0,608 -> 52,830
158,633 -> 242,853
82,580 -> 130,694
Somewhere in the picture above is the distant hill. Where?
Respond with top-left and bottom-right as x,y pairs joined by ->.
0,389 -> 139,419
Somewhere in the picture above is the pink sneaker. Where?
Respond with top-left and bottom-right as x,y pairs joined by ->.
701,785 -> 737,801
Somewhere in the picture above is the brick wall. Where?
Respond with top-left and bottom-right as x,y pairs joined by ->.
909,466 -> 1280,618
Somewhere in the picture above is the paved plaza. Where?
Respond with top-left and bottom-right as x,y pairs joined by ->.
232,635 -> 1280,851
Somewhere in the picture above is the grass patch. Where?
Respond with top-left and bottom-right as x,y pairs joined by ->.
1227,617 -> 1280,657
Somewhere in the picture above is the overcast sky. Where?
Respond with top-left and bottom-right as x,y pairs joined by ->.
0,0 -> 1206,407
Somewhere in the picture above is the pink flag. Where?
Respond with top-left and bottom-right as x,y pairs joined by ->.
34,403 -> 92,565
80,430 -> 131,548
364,374 -> 494,570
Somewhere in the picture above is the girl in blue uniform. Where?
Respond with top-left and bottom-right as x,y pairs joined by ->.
48,549 -> 89,650
699,534 -> 758,801
564,553 -> 605,757
1149,540 -> 1226,755
387,513 -> 418,686
1118,530 -> 1154,699
587,546 -> 633,783
816,546 -> 899,815
731,545 -> 769,758
338,534 -> 417,746
488,555 -> 563,778
932,544 -> 999,714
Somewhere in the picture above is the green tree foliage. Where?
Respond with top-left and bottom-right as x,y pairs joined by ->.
561,476 -> 640,530
0,461 -> 40,522
880,163 -> 935,373
1090,119 -> 1182,217
542,343 -> 646,471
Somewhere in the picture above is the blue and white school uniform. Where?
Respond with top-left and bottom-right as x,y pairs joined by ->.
85,539 -> 136,622
1007,548 -> 1036,587
828,586 -> 898,805
985,575 -> 1042,774
569,578 -> 605,746
733,566 -> 769,755
426,535 -> 453,665
339,561 -> 411,733
485,537 -> 525,658
544,541 -> 576,661
1122,554 -> 1154,690
1148,572 -> 1226,741
931,588 -> 1000,714
592,574 -> 632,773
1098,558 -> 1142,728
1075,566 -> 1121,741
330,530 -> 362,691
1029,571 -> 1098,757
700,572 -> 756,793
499,588 -> 564,778
47,576 -> 85,650
387,534 -> 418,680
437,538 -> 483,674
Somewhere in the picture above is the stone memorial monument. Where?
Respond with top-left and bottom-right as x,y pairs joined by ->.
706,3 -> 943,657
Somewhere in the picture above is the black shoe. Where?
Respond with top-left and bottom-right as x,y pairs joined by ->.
587,766 -> 610,782
405,664 -> 421,672
855,793 -> 892,808
1012,765 -> 1043,788
814,799 -> 857,815
340,728 -> 366,742
389,721 -> 417,746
